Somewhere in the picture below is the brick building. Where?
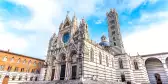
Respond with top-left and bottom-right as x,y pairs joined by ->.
0,49 -> 44,84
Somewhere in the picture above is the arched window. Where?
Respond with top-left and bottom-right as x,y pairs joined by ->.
11,57 -> 14,62
38,62 -> 41,67
112,31 -> 115,35
14,67 -> 19,72
7,66 -> 12,71
35,77 -> 38,81
90,48 -> 94,62
12,76 -> 16,80
34,61 -> 37,66
111,58 -> 113,67
18,76 -> 22,81
119,58 -> 123,69
106,56 -> 109,67
17,58 -> 21,63
30,77 -> 33,81
2,56 -> 7,61
134,61 -> 139,70
0,65 -> 4,71
121,74 -> 126,82
21,68 -> 24,72
99,52 -> 102,64
28,60 -> 31,65
23,59 -> 26,64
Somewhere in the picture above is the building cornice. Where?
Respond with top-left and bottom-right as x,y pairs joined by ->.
0,49 -> 44,61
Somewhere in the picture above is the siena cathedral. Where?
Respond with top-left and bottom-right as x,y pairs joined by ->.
44,9 -> 168,84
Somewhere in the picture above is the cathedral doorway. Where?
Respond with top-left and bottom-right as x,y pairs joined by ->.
145,58 -> 168,84
60,65 -> 66,80
155,73 -> 162,84
51,69 -> 55,80
71,65 -> 77,80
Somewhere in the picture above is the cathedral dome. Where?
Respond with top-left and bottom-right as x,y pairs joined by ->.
99,35 -> 110,47
99,41 -> 110,47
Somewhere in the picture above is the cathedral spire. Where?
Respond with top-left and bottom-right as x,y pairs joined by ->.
72,12 -> 76,21
79,17 -> 89,39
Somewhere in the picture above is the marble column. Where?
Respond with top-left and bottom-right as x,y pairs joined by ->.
65,59 -> 72,80
45,66 -> 52,81
54,61 -> 60,80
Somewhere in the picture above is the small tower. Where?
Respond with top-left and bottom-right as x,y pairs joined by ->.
79,18 -> 89,40
72,12 -> 78,33
106,8 -> 125,53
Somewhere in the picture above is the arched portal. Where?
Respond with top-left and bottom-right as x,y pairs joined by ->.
70,50 -> 77,80
2,75 -> 9,84
145,58 -> 168,84
59,53 -> 66,80
51,57 -> 56,81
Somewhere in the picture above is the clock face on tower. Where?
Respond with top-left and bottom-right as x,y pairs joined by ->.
62,32 -> 70,43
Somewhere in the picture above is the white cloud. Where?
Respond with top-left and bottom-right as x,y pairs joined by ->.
0,0 -> 104,59
123,11 -> 168,56
0,22 -> 29,53
7,0 -> 103,33
95,19 -> 103,24
140,11 -> 168,22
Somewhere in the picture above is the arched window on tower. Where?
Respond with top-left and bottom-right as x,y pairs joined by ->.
114,42 -> 116,46
112,31 -> 115,35
119,58 -> 123,69
99,52 -> 102,64
111,25 -> 115,30
90,48 -> 94,62
113,37 -> 116,41
134,61 -> 139,70
106,56 -> 109,67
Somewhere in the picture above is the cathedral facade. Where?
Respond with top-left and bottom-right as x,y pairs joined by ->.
44,9 -> 168,84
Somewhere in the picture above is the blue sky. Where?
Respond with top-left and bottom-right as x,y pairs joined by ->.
0,0 -> 168,59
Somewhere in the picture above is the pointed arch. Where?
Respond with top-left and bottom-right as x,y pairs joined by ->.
90,48 -> 94,62
99,52 -> 102,64
59,53 -> 66,62
106,55 -> 109,67
70,50 -> 77,63
63,21 -> 70,28
118,58 -> 123,69
133,60 -> 139,70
